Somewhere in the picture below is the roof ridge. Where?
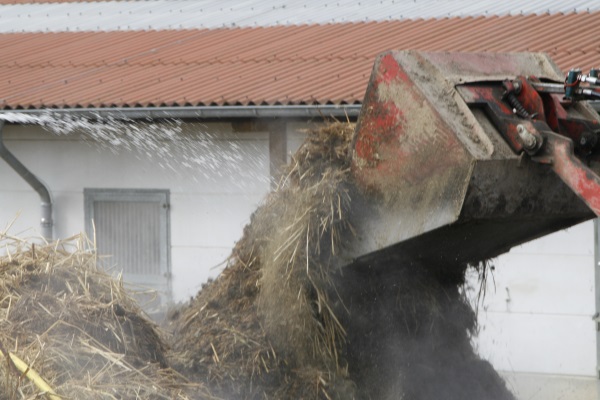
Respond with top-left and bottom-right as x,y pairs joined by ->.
1,0 -> 600,32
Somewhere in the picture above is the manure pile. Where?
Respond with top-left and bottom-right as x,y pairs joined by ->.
2,123 -> 515,400
0,235 -> 209,400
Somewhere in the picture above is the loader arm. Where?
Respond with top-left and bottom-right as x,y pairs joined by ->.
457,76 -> 600,217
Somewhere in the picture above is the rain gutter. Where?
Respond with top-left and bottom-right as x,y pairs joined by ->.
0,121 -> 53,240
0,105 -> 362,121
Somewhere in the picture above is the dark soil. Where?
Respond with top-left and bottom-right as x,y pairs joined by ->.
333,260 -> 513,400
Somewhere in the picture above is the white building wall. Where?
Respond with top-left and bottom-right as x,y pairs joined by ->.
472,221 -> 599,398
0,122 -> 271,302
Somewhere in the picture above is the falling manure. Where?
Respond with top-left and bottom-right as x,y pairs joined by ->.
2,122 -> 514,400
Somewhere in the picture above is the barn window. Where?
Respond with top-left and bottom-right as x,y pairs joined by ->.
84,188 -> 171,315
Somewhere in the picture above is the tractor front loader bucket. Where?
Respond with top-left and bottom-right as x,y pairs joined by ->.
343,50 -> 600,269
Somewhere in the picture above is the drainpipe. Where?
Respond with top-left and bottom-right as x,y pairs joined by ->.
0,121 -> 53,240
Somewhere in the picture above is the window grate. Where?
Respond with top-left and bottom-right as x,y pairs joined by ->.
94,200 -> 161,275
84,188 -> 171,314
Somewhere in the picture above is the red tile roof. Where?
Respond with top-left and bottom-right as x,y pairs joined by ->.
1,12 -> 600,110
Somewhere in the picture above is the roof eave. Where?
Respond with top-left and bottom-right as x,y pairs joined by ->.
0,105 -> 362,123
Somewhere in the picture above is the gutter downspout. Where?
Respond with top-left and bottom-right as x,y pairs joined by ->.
0,121 -> 53,240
